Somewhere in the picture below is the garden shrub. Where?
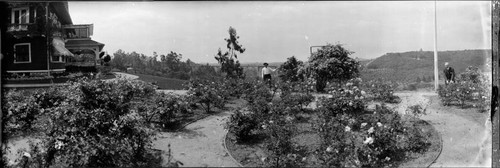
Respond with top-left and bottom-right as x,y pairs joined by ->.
3,78 -> 162,167
317,80 -> 367,116
137,92 -> 193,129
438,66 -> 490,110
241,81 -> 273,104
299,43 -> 360,92
361,79 -> 400,103
263,116 -> 307,168
316,104 -> 430,167
185,79 -> 227,113
225,110 -> 260,142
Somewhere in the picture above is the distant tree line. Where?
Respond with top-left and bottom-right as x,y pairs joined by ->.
110,49 -> 223,80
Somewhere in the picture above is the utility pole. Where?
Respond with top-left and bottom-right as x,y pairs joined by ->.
434,0 -> 439,91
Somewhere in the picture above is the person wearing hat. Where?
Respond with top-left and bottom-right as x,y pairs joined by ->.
262,63 -> 276,85
443,62 -> 455,85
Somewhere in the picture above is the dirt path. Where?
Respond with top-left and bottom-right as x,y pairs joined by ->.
152,101 -> 241,167
113,72 -> 139,80
395,91 -> 491,167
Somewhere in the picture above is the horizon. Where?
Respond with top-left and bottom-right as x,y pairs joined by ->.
68,1 -> 491,64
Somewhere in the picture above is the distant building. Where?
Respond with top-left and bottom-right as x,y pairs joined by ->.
1,2 -> 104,76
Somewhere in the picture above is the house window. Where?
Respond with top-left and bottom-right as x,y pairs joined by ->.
51,55 -> 64,63
14,43 -> 31,63
11,7 -> 30,24
75,28 -> 88,38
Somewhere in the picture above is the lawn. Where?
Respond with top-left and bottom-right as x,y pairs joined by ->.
134,73 -> 188,90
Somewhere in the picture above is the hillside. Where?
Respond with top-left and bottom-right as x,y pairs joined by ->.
361,49 -> 491,82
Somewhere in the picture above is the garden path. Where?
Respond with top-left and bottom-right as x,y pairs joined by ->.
395,91 -> 491,167
112,72 -> 139,80
152,99 -> 242,167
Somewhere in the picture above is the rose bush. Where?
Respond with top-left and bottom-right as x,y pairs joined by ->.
185,79 -> 228,113
3,78 -> 163,167
361,79 -> 400,103
316,104 -> 430,167
438,66 -> 490,111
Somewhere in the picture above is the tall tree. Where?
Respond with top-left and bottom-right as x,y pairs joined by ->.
214,26 -> 246,79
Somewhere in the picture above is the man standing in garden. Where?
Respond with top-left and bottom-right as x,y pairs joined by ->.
443,62 -> 455,85
262,63 -> 276,86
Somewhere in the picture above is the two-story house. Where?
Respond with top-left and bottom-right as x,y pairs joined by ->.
1,2 -> 104,76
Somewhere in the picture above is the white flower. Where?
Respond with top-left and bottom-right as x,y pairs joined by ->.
55,140 -> 64,150
346,83 -> 353,86
354,96 -> 359,100
360,96 -> 364,99
385,157 -> 391,161
363,137 -> 374,144
269,120 -> 274,124
262,125 -> 267,129
361,91 -> 366,95
327,95 -> 333,98
261,157 -> 267,162
345,126 -> 351,132
326,146 -> 333,153
23,152 -> 31,158
377,122 -> 382,127
349,102 -> 353,106
361,123 -> 367,127
302,157 -> 307,162
368,127 -> 375,133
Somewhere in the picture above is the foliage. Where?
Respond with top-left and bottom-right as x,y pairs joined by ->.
317,79 -> 367,117
136,92 -> 192,129
278,56 -> 304,82
263,114 -> 307,168
438,66 -> 490,110
3,78 -> 162,167
316,105 -> 430,167
190,64 -> 222,81
185,79 -> 227,113
214,26 -> 246,79
361,79 -> 400,103
300,43 -> 360,92
406,104 -> 427,118
110,49 -> 192,80
225,110 -> 260,142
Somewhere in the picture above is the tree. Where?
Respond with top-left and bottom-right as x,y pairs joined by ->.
416,76 -> 421,83
214,26 -> 246,79
301,43 -> 359,92
278,56 -> 304,82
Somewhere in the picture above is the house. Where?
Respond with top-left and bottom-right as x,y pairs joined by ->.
1,2 -> 104,76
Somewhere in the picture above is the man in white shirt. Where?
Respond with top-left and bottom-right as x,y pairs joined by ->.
262,63 -> 276,85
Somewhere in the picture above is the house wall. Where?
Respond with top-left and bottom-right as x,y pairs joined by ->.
3,36 -> 49,71
3,2 -> 68,73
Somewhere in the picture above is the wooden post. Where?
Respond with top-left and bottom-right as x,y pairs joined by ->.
434,0 -> 439,92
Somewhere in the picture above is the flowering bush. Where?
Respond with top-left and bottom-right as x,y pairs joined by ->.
299,43 -> 360,92
185,79 -> 228,113
316,104 -> 430,167
241,80 -> 273,104
225,110 -> 260,142
438,66 -> 490,110
263,115 -> 307,168
317,80 -> 367,116
137,92 -> 193,129
3,78 -> 162,167
361,79 -> 400,103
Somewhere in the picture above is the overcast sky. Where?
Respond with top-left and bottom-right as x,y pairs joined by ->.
68,1 -> 491,64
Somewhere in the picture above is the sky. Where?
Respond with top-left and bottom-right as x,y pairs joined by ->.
68,1 -> 491,64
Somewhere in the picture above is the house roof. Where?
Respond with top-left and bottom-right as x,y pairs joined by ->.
51,2 -> 72,25
66,39 -> 105,51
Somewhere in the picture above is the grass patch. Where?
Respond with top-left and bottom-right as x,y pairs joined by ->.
134,73 -> 187,90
